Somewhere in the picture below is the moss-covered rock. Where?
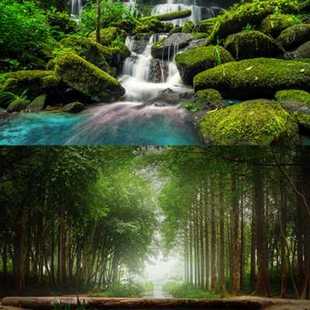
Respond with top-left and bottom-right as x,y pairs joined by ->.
175,45 -> 234,85
89,27 -> 126,46
224,30 -> 282,59
134,17 -> 173,34
194,58 -> 310,99
152,33 -> 193,60
260,14 -> 301,37
154,9 -> 192,22
276,24 -> 310,50
2,70 -> 60,99
55,53 -> 125,102
199,99 -> 299,145
7,97 -> 31,112
208,0 -> 300,42
182,21 -> 195,33
60,36 -> 113,74
275,89 -> 310,105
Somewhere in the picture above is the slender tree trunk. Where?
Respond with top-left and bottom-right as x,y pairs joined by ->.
96,0 -> 101,43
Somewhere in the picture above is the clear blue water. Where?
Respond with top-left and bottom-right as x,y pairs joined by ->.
0,102 -> 202,145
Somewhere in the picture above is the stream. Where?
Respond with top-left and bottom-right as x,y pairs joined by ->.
0,0 -> 226,146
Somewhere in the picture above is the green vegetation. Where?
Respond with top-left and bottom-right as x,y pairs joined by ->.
194,58 -> 310,99
199,100 -> 298,144
223,30 -> 282,59
154,9 -> 192,21
163,282 -> 219,299
275,89 -> 310,105
91,282 -> 147,297
175,45 -> 234,85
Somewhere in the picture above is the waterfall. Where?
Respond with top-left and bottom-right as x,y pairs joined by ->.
71,0 -> 82,19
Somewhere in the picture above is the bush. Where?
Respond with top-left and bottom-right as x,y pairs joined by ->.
91,282 -> 145,298
80,0 -> 136,35
0,0 -> 54,68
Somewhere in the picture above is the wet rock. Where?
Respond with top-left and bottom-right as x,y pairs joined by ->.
151,33 -> 193,60
187,38 -> 210,49
285,41 -> 310,59
129,34 -> 150,54
151,88 -> 194,105
148,58 -> 168,83
63,101 -> 85,113
27,94 -> 47,112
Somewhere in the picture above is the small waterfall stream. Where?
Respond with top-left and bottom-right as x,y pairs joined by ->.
70,0 -> 82,19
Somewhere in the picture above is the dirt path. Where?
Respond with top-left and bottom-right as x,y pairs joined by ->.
1,296 -> 310,309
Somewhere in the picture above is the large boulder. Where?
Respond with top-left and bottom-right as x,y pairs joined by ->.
63,101 -> 85,113
275,89 -> 310,131
285,41 -> 310,59
151,33 -> 193,60
223,31 -> 283,60
194,58 -> 310,99
27,94 -> 47,112
199,99 -> 299,145
175,45 -> 234,85
276,24 -> 310,50
55,53 -> 125,102
260,14 -> 301,37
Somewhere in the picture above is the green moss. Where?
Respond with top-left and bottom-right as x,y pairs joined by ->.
196,89 -> 223,107
135,17 -> 173,34
7,97 -> 31,112
154,9 -> 192,22
55,52 -> 125,102
207,0 -> 300,42
260,14 -> 301,37
2,70 -> 60,99
89,27 -> 126,47
176,45 -> 234,85
276,23 -> 310,50
199,99 -> 298,145
275,89 -> 310,105
182,21 -> 195,33
194,58 -> 310,99
223,30 -> 282,60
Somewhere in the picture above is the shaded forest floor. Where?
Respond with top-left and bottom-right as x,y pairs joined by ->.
1,296 -> 310,310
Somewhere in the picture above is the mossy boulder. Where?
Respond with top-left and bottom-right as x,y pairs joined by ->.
7,97 -> 31,113
152,33 -> 193,60
60,36 -> 112,74
175,45 -> 234,85
89,27 -> 126,46
1,70 -> 60,100
135,17 -> 173,34
275,89 -> 310,131
260,14 -> 301,37
276,24 -> 310,50
194,58 -> 310,99
55,53 -> 125,102
223,31 -> 283,59
199,99 -> 299,145
182,21 -> 195,33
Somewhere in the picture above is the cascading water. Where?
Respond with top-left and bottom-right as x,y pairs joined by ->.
71,0 -> 83,19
